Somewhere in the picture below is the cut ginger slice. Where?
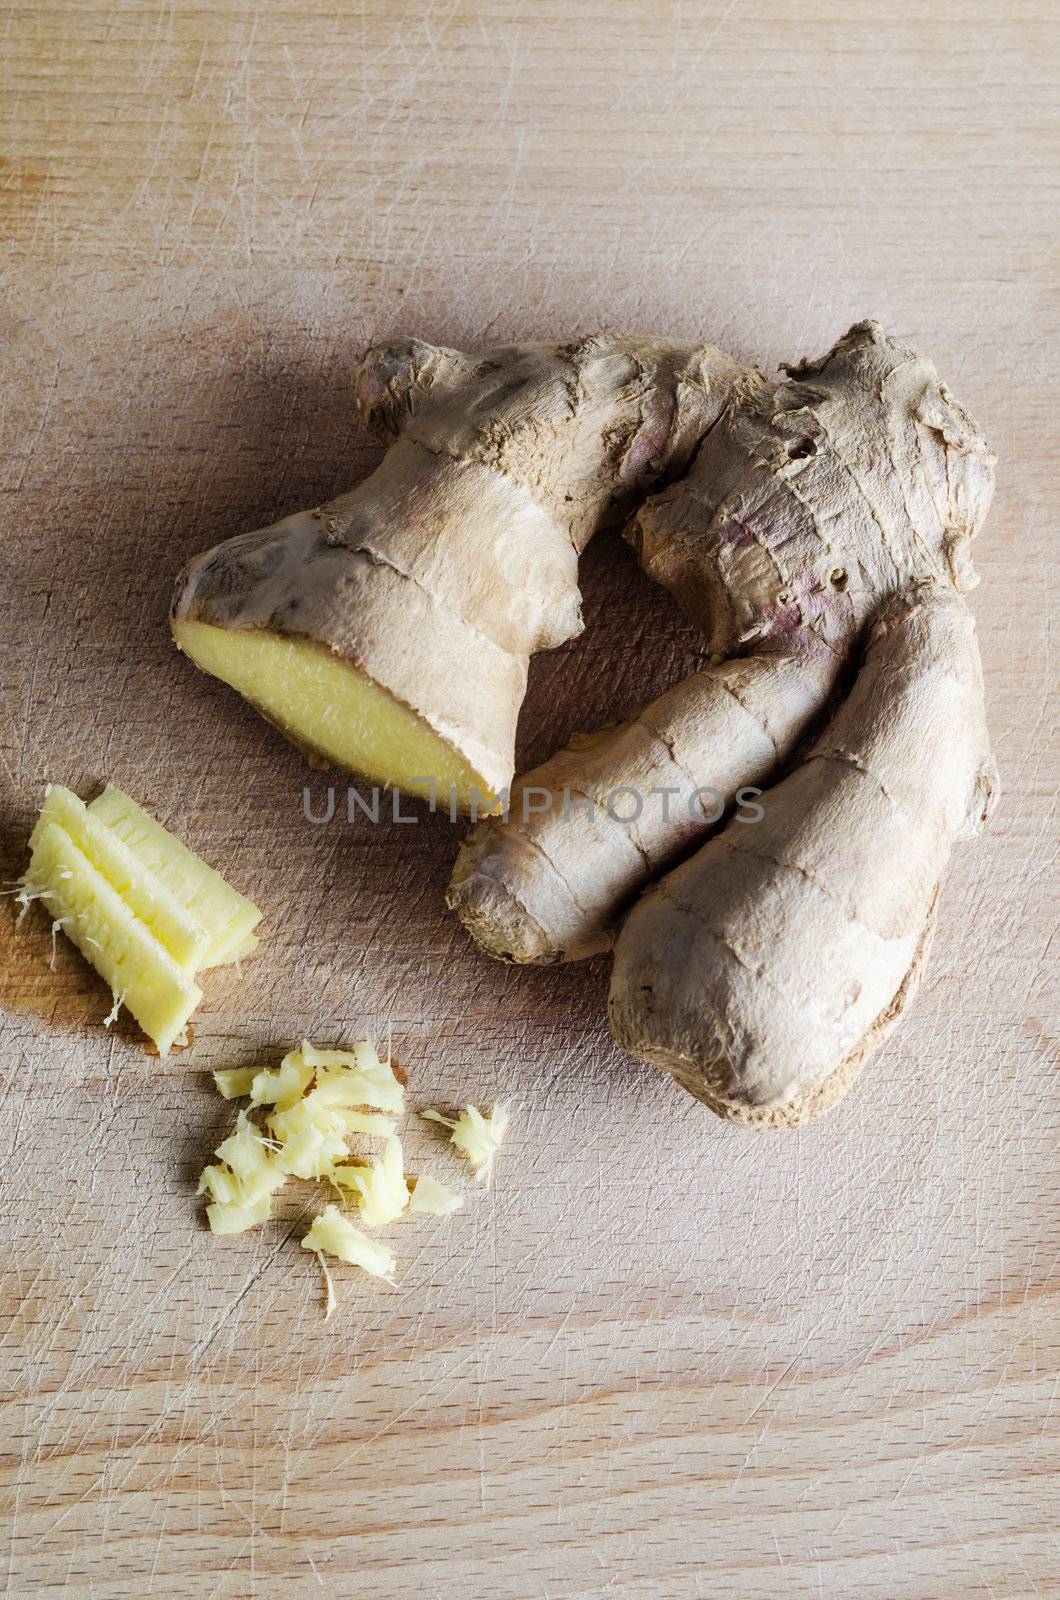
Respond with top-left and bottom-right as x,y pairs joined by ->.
31,785 -> 209,971
88,784 -> 261,967
24,822 -> 202,1055
172,619 -> 496,812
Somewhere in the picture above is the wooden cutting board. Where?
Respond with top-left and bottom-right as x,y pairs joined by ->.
2,3 -> 1056,1595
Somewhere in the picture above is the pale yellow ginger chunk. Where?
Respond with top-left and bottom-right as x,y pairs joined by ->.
22,822 -> 202,1056
260,1042 -> 404,1178
87,784 -> 261,967
302,1205 -> 396,1282
205,1193 -> 273,1235
421,1104 -> 511,1183
21,782 -> 262,1056
31,786 -> 210,971
301,1040 -> 405,1114
213,1066 -> 258,1099
407,1173 -> 464,1217
328,1136 -> 409,1227
198,1110 -> 286,1234
249,1050 -> 315,1112
269,1098 -> 351,1180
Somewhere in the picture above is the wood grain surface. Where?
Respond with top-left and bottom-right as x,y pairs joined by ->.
2,3 -> 1057,1595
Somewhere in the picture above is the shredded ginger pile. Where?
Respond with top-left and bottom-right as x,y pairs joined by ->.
200,1040 -> 509,1316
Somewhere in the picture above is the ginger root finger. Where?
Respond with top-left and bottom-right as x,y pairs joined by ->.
447,650 -> 837,963
173,336 -> 747,810
608,594 -> 998,1127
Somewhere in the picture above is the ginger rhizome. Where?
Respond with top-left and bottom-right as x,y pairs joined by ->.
18,785 -> 261,1054
449,324 -> 997,1126
172,336 -> 744,810
174,322 -> 997,1127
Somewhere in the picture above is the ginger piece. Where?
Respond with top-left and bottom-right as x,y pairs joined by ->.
249,1050 -> 315,1112
421,1105 -> 510,1183
269,1099 -> 351,1181
328,1136 -> 408,1227
22,822 -> 202,1056
20,783 -> 262,1056
302,1205 -> 396,1283
265,1043 -> 404,1178
407,1173 -> 463,1217
172,338 -> 742,812
442,323 -> 998,1127
198,1110 -> 286,1234
213,1066 -> 258,1099
299,1040 -> 405,1113
31,785 -> 210,970
172,618 -> 491,812
87,785 -> 260,967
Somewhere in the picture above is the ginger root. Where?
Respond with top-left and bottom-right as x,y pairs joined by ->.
173,321 -> 997,1127
172,336 -> 744,810
452,323 -> 998,1125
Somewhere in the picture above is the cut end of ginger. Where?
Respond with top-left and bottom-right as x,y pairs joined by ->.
172,618 -> 498,813
19,783 -> 262,1056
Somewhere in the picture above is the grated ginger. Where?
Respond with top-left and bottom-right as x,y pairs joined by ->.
250,1050 -> 315,1111
327,1135 -> 409,1227
421,1104 -> 510,1183
407,1173 -> 463,1216
198,1111 -> 286,1234
302,1205 -> 396,1282
199,1039 -> 502,1316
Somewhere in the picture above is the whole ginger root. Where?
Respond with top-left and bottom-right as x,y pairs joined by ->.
174,321 -> 997,1127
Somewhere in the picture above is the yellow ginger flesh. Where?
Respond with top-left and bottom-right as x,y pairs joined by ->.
200,1041 -> 405,1227
421,1104 -> 510,1182
173,619 -> 493,812
329,1135 -> 409,1226
20,784 -> 261,1055
22,821 -> 202,1056
88,784 -> 261,966
407,1173 -> 463,1216
198,1041 -> 494,1317
30,785 -> 209,970
302,1205 -> 397,1283
198,1111 -> 286,1234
